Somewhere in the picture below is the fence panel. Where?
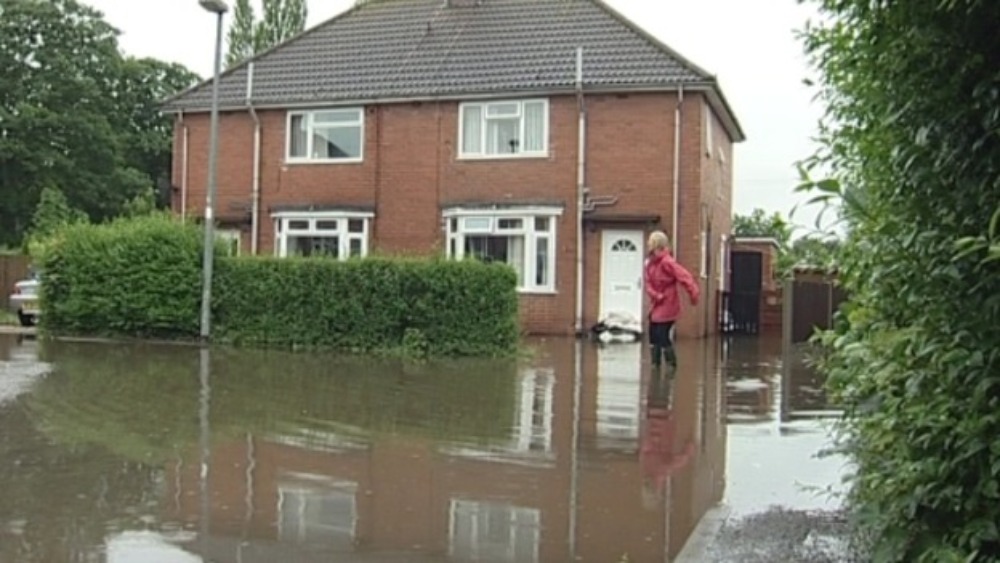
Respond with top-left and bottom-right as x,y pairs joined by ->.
0,255 -> 31,311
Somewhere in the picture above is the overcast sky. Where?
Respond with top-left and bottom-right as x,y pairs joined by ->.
82,0 -> 828,234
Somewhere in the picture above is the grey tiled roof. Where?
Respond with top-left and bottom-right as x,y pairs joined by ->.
164,0 -> 739,135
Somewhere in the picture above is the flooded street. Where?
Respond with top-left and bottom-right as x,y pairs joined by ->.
0,332 -> 844,563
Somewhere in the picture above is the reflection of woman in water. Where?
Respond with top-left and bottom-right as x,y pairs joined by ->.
640,376 -> 696,509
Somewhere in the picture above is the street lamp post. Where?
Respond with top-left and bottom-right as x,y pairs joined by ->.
199,0 -> 228,341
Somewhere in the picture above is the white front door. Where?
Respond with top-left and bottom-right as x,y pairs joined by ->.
600,230 -> 645,322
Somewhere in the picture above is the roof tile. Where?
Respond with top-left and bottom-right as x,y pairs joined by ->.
164,0 -> 714,111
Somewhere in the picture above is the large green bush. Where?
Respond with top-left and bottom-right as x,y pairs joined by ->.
38,214 -> 520,356
802,0 -> 1000,560
39,213 -> 204,338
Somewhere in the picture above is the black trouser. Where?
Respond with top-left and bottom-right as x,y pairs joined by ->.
648,320 -> 676,368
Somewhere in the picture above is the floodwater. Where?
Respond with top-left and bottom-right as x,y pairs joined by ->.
0,332 -> 841,563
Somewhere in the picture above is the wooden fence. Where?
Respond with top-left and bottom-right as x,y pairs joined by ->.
782,268 -> 849,345
0,255 -> 31,311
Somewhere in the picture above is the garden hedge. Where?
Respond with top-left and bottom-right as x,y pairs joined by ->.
802,0 -> 1000,560
39,213 -> 520,356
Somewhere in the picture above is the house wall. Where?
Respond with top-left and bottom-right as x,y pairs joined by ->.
671,95 -> 735,338
171,92 -> 734,336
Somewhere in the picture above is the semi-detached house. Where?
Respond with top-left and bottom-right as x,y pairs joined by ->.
162,0 -> 745,338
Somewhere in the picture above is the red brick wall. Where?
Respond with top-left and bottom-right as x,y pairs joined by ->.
582,93 -> 676,333
172,92 -> 735,337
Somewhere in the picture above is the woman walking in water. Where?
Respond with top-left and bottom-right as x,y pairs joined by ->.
644,231 -> 700,371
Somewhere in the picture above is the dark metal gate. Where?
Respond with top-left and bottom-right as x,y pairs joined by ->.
721,251 -> 762,334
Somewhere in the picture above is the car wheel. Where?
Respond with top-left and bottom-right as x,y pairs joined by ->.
17,311 -> 36,327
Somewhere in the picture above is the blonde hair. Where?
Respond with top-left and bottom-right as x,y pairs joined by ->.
647,230 -> 670,252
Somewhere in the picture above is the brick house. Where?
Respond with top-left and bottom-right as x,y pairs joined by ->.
162,0 -> 745,338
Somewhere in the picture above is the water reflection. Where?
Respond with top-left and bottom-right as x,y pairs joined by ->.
721,334 -> 837,425
0,334 -> 732,562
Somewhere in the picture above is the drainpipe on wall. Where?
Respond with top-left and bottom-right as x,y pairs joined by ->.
246,62 -> 262,255
180,111 -> 190,222
574,46 -> 587,336
672,86 -> 684,255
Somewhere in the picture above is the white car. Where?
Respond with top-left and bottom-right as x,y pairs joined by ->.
9,276 -> 41,327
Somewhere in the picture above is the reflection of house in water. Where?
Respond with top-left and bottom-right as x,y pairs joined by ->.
440,367 -> 556,468
164,340 -> 726,563
722,335 -> 782,424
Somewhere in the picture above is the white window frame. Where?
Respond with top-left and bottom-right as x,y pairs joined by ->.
458,99 -> 550,159
216,228 -> 241,256
718,234 -> 728,290
272,210 -> 373,260
700,207 -> 710,279
443,206 -> 561,294
285,108 -> 365,164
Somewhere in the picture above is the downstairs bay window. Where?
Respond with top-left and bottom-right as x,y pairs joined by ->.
273,211 -> 372,259
444,207 -> 560,293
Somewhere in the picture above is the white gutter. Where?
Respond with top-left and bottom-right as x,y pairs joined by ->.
180,111 -> 190,222
574,47 -> 587,335
247,62 -> 262,255
672,86 -> 684,253
163,82 -> 745,143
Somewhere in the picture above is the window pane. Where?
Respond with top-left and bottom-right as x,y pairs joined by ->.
314,109 -> 360,124
523,101 -> 545,152
349,238 -> 363,258
348,219 -> 364,233
289,236 -> 339,258
535,236 -> 550,287
462,217 -> 492,232
462,105 -> 483,154
289,115 -> 308,158
313,124 -> 362,159
288,220 -> 309,231
449,218 -> 458,233
316,220 -> 338,231
487,102 -> 519,117
487,118 -> 520,154
497,218 -> 523,231
534,217 -> 550,232
466,236 -> 524,286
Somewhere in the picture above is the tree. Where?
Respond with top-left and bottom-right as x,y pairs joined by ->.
111,57 -> 200,205
732,208 -> 792,249
788,235 -> 839,270
225,0 -> 307,68
801,0 -> 1000,559
226,0 -> 257,67
0,0 -> 199,247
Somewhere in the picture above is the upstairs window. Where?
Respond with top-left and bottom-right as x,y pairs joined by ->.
287,108 -> 364,163
459,100 -> 548,158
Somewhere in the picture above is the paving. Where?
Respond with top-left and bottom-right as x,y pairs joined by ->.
676,420 -> 861,562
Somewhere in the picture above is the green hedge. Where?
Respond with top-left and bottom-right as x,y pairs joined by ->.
39,214 -> 520,356
803,0 -> 1000,560
40,213 -> 204,338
